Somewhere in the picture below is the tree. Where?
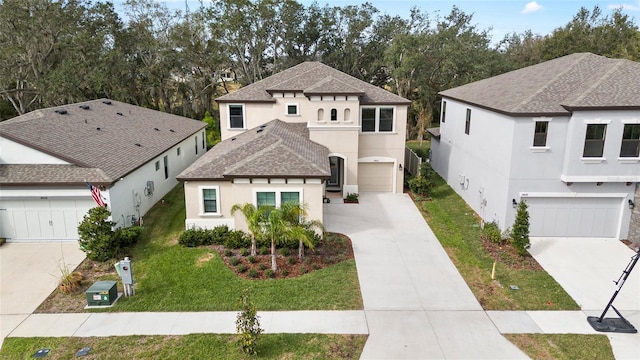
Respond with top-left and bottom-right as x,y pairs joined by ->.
77,206 -> 117,261
235,288 -> 262,355
231,203 -> 267,256
511,200 -> 531,257
202,111 -> 220,147
408,162 -> 435,197
280,202 -> 323,261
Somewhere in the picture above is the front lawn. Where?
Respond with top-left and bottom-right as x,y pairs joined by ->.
37,184 -> 362,312
415,175 -> 579,310
505,334 -> 614,360
0,334 -> 367,359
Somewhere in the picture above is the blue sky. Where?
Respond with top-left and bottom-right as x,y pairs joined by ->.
125,1 -> 640,43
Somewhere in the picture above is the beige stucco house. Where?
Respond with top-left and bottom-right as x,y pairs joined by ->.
177,62 -> 410,231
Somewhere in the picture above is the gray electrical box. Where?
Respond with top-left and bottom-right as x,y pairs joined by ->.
86,281 -> 117,306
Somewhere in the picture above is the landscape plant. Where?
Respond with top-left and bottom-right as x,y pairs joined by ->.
231,203 -> 267,256
236,289 -> 262,355
511,200 -> 531,256
77,206 -> 117,261
408,161 -> 435,197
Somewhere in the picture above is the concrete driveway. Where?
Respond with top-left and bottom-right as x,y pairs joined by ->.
325,192 -> 527,359
0,242 -> 85,347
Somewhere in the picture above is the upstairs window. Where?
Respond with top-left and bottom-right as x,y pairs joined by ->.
229,104 -> 245,128
441,101 -> 446,123
361,107 -> 394,132
533,121 -> 548,147
331,108 -> 337,121
464,109 -> 471,135
287,104 -> 298,116
620,124 -> 640,157
177,147 -> 181,156
583,124 -> 607,157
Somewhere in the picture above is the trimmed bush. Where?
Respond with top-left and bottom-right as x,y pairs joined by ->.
278,248 -> 289,256
265,269 -> 275,278
299,266 -> 308,275
247,256 -> 257,264
258,263 -> 266,271
223,249 -> 233,257
236,264 -> 248,273
115,226 -> 142,248
281,269 -> 289,277
211,225 -> 229,245
178,228 -> 208,247
312,263 -> 321,270
484,222 -> 502,244
223,230 -> 250,249
287,256 -> 296,265
239,248 -> 249,256
248,269 -> 258,278
229,257 -> 240,266
259,246 -> 269,255
511,200 -> 531,256
77,207 -> 117,261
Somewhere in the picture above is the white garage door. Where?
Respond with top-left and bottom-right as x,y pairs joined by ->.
358,162 -> 393,192
525,197 -> 622,237
0,198 -> 94,241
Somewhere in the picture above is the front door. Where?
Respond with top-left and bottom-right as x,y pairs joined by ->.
327,156 -> 343,191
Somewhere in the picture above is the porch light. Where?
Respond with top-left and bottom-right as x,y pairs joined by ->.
398,164 -> 402,171
629,199 -> 635,209
512,199 -> 518,208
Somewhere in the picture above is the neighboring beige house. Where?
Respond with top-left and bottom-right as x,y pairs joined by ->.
178,61 -> 410,231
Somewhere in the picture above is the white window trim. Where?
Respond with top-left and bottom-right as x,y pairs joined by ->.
253,188 -> 303,208
618,157 -> 640,164
286,103 -> 300,116
531,119 -> 551,149
198,186 -> 221,217
227,104 -> 246,129
360,106 -> 396,133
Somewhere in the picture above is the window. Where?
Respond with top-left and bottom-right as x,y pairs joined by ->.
620,124 -> 640,157
202,131 -> 205,149
330,108 -> 337,121
229,104 -> 244,128
286,104 -> 298,115
256,192 -> 276,208
155,161 -> 160,171
202,188 -> 218,213
177,147 -> 181,156
281,192 -> 300,205
163,155 -> 169,179
441,101 -> 446,123
465,109 -> 471,135
583,124 -> 607,157
533,121 -> 548,147
195,137 -> 198,155
361,107 -> 394,132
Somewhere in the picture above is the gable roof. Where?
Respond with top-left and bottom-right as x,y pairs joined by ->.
0,99 -> 205,185
177,119 -> 330,180
439,53 -> 640,116
216,62 -> 410,105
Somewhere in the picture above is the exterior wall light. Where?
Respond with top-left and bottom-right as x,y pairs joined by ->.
398,164 -> 403,171
512,199 -> 518,208
629,199 -> 635,209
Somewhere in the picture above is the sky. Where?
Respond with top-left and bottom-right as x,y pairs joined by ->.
123,1 -> 640,44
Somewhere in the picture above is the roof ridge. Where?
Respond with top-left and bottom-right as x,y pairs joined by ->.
222,135 -> 282,175
513,53 -> 590,112
564,59 -> 624,106
267,62 -> 323,90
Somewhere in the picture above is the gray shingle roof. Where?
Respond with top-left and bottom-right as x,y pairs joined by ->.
177,119 -> 330,180
0,99 -> 206,185
0,164 -> 110,185
439,53 -> 640,116
217,62 -> 410,105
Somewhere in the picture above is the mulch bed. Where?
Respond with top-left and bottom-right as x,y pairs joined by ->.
481,235 -> 543,271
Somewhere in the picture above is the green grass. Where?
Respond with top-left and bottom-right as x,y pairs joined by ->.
417,175 -> 579,310
505,334 -> 614,360
0,334 -> 367,359
405,140 -> 430,160
103,185 -> 362,311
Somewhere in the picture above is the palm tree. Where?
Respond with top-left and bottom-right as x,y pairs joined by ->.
231,203 -> 266,256
280,202 -> 324,261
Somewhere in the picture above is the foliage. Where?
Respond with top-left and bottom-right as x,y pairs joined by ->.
231,203 -> 267,256
178,228 -> 210,247
114,226 -> 143,248
57,262 -> 84,295
202,110 -> 220,148
345,193 -> 359,202
408,162 -> 435,196
236,289 -> 263,355
223,230 -> 251,249
511,200 -> 531,256
77,207 -> 117,261
505,334 -> 614,360
178,225 -> 244,248
483,222 -> 503,244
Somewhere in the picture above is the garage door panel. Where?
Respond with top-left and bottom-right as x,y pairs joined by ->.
526,197 -> 621,237
359,163 -> 393,192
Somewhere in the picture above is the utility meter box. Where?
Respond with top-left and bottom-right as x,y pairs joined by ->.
86,281 -> 118,306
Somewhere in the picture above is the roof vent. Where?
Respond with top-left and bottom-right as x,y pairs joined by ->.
260,125 -> 267,128
231,137 -> 237,141
84,119 -> 88,124
116,112 -> 123,116
256,129 -> 263,133
54,109 -> 68,115
154,127 -> 160,131
79,105 -> 90,110
102,100 -> 112,105
169,129 -> 175,132
135,143 -> 141,147
96,127 -> 101,131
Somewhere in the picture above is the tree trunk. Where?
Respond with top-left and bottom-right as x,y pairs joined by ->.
251,237 -> 257,256
298,240 -> 304,262
270,238 -> 277,272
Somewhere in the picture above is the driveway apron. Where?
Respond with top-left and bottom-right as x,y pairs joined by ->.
324,192 -> 527,359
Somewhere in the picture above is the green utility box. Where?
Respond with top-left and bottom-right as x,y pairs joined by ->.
85,281 -> 118,306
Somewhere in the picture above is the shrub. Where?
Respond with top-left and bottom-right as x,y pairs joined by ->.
239,248 -> 249,256
236,289 -> 262,355
312,264 -> 321,270
236,264 -> 248,273
211,225 -> 230,245
287,256 -> 296,265
408,162 -> 435,196
258,263 -> 266,271
281,269 -> 289,277
224,230 -> 250,249
229,257 -> 240,266
247,256 -> 257,264
259,246 -> 269,255
178,228 -> 209,247
511,200 -> 531,256
57,262 -> 83,294
248,269 -> 258,278
224,249 -> 233,257
299,266 -> 308,275
265,269 -> 275,278
484,222 -> 503,244
77,207 -> 117,261
278,248 -> 289,256
345,193 -> 359,202
115,226 -> 142,248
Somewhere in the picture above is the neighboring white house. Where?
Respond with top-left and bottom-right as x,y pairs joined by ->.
0,99 -> 206,241
430,53 -> 640,239
178,61 -> 410,232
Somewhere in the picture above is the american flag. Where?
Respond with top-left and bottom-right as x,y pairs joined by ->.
87,183 -> 107,207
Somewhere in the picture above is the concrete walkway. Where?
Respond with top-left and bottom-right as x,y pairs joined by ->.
2,193 -> 640,359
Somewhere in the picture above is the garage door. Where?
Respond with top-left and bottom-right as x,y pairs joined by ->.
358,162 -> 393,192
0,198 -> 94,241
525,197 -> 622,237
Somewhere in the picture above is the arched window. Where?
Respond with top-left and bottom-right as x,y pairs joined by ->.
317,108 -> 324,121
330,108 -> 337,121
344,108 -> 351,121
